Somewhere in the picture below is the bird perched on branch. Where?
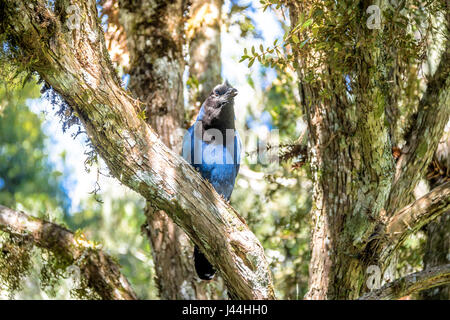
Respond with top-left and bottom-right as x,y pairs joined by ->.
182,81 -> 241,280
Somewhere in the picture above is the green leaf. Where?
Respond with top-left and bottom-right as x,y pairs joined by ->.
297,13 -> 305,27
301,18 -> 313,30
53,171 -> 63,178
300,38 -> 310,48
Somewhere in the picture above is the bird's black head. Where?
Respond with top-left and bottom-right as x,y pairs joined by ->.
201,80 -> 238,132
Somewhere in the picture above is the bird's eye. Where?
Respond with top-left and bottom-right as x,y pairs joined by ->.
214,90 -> 220,96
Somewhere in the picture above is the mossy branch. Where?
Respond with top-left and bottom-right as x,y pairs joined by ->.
0,204 -> 137,300
380,181 -> 450,264
359,264 -> 450,300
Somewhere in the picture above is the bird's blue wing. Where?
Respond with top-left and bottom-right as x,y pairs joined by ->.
182,123 -> 242,201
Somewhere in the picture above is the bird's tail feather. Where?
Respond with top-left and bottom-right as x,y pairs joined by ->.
194,245 -> 216,280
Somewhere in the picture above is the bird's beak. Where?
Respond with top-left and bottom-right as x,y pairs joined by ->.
228,88 -> 238,97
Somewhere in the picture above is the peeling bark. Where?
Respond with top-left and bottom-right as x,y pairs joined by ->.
0,0 -> 274,299
0,205 -> 137,300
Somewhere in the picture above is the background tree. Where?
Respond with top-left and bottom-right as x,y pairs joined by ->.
282,0 -> 449,299
118,0 -> 200,300
187,0 -> 223,118
0,75 -> 68,212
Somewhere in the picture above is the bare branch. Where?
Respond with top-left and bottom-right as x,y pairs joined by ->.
381,181 -> 450,262
0,205 -> 137,300
359,264 -> 450,300
0,0 -> 274,299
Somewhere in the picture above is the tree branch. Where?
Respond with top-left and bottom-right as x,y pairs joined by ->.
387,39 -> 450,213
380,181 -> 450,263
0,0 -> 274,299
0,204 -> 137,300
359,264 -> 450,300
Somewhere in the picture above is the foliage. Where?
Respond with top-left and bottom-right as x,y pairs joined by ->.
0,75 -> 69,213
226,1 -> 263,39
0,73 -> 95,299
65,186 -> 159,299
0,234 -> 33,297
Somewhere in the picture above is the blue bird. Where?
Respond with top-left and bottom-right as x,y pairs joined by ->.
182,81 -> 242,280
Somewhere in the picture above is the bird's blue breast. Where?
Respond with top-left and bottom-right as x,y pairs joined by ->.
182,125 -> 241,200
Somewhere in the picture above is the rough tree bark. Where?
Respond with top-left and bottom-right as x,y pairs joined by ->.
0,205 -> 137,300
289,1 -> 450,299
0,0 -> 274,299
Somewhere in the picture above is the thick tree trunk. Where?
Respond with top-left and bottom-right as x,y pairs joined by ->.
187,0 -> 223,116
290,2 -> 392,299
0,0 -> 274,299
289,1 -> 450,299
119,0 -> 206,300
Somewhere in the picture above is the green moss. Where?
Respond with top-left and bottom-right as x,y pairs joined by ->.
0,233 -> 33,297
416,142 -> 428,158
374,92 -> 385,119
0,231 -> 102,300
39,249 -> 72,297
